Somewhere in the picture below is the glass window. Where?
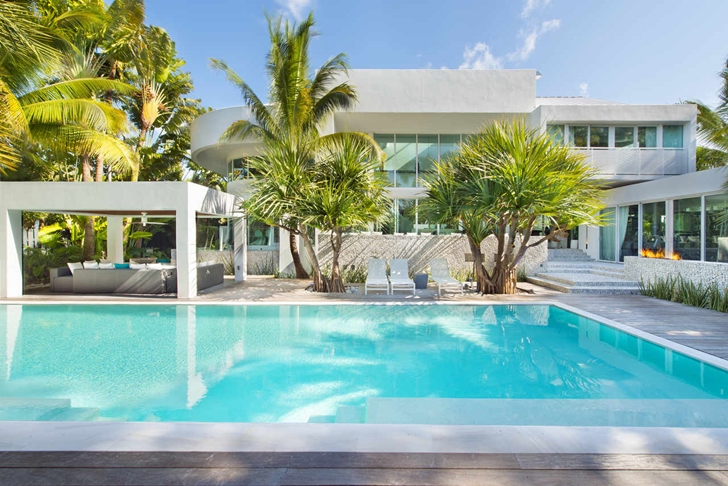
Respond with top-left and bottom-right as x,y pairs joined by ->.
590,126 -> 609,148
231,158 -> 249,180
615,127 -> 635,148
569,126 -> 589,147
374,134 -> 396,185
394,134 -> 417,187
663,125 -> 684,148
706,194 -> 728,263
395,199 -> 416,233
673,197 -> 702,261
417,134 -> 438,186
638,127 -> 657,148
439,134 -> 460,161
247,220 -> 278,247
641,201 -> 666,254
600,207 -> 616,261
619,205 -> 639,261
546,125 -> 564,144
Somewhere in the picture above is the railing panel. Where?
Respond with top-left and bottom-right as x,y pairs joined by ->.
573,148 -> 688,177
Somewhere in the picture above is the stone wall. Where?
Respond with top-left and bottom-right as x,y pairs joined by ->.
624,256 -> 728,288
315,233 -> 547,276
197,249 -> 280,275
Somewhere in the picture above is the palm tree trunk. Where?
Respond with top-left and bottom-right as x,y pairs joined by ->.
299,226 -> 328,292
289,231 -> 309,279
81,154 -> 95,261
131,127 -> 147,182
95,155 -> 104,182
492,266 -> 518,294
467,236 -> 493,294
328,230 -> 345,293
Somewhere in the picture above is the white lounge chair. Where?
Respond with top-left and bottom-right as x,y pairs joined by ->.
389,259 -> 416,295
365,258 -> 389,295
430,258 -> 465,296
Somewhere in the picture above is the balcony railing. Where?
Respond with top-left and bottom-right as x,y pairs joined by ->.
572,148 -> 688,177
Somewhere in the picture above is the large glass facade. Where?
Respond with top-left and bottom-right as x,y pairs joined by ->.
570,126 -> 589,147
618,205 -> 639,262
599,207 -> 616,261
641,202 -> 666,254
638,127 -> 657,148
673,197 -> 702,261
546,125 -> 565,144
590,127 -> 609,148
615,127 -> 635,148
373,134 -> 463,187
376,199 -> 457,235
706,194 -> 728,263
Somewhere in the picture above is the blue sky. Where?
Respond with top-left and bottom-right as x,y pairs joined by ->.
145,0 -> 728,110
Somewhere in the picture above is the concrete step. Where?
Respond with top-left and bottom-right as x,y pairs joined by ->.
335,405 -> 366,424
534,273 -> 637,287
526,276 -> 640,295
547,249 -> 594,262
0,398 -> 71,421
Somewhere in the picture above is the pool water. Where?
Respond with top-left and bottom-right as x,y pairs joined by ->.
0,304 -> 726,426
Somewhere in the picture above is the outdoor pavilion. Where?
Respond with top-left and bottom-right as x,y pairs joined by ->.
0,181 -> 245,299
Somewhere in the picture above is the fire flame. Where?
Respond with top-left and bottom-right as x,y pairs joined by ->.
640,248 -> 681,260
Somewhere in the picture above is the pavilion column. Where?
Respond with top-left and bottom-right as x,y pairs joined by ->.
0,209 -> 23,298
233,216 -> 247,282
176,206 -> 197,299
107,216 -> 125,263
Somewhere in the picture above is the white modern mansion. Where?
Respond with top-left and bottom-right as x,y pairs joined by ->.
190,69 -> 727,271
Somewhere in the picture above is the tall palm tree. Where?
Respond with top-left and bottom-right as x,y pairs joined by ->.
211,12 -> 378,281
421,121 -> 604,294
691,58 -> 728,171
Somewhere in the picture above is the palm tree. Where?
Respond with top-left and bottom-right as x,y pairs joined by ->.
691,58 -> 728,170
210,12 -> 378,281
421,121 -> 604,294
0,0 -> 137,176
297,134 -> 389,292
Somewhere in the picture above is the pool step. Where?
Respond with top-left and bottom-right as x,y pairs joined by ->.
334,405 -> 366,424
0,398 -> 100,422
529,260 -> 639,295
307,415 -> 335,423
526,276 -> 640,295
0,398 -> 72,421
363,398 -> 728,427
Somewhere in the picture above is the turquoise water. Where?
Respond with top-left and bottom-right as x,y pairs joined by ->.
0,304 -> 726,426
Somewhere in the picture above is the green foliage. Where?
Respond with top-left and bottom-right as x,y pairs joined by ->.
23,246 -> 83,286
253,255 -> 278,275
340,264 -> 368,284
450,267 -> 474,282
640,275 -> 728,313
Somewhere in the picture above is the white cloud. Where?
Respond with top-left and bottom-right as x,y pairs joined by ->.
507,19 -> 561,62
459,42 -> 503,70
579,83 -> 589,97
521,0 -> 551,18
274,0 -> 311,21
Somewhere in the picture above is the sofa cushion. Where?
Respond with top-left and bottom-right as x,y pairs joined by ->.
67,262 -> 83,275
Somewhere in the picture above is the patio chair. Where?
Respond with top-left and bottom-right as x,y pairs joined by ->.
389,259 -> 416,295
429,258 -> 465,296
364,258 -> 390,295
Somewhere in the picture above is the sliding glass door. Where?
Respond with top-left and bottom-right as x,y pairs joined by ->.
599,207 -> 616,261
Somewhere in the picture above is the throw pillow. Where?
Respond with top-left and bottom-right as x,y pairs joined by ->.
83,260 -> 99,269
146,263 -> 163,270
98,262 -> 115,269
129,263 -> 147,270
114,263 -> 130,269
67,262 -> 83,275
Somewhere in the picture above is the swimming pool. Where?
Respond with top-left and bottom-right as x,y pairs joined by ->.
0,304 -> 725,427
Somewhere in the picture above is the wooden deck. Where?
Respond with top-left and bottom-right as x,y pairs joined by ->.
1,452 -> 728,485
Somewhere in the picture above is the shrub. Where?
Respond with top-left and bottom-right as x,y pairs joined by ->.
640,275 -> 728,313
23,246 -> 83,286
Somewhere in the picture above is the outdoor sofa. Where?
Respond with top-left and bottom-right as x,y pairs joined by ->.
50,262 -> 224,294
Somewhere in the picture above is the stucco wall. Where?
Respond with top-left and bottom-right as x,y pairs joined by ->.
624,256 -> 728,288
197,249 -> 280,275
314,233 -> 547,276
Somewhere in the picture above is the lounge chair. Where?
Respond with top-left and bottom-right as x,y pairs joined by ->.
429,258 -> 465,296
389,259 -> 416,295
365,258 -> 389,295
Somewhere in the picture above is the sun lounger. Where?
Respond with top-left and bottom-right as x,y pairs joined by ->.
365,258 -> 390,295
430,258 -> 465,296
389,259 -> 416,295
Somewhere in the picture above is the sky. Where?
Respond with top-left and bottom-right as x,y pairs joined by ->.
145,0 -> 728,111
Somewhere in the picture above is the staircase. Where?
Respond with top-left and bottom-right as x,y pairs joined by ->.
526,249 -> 640,294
